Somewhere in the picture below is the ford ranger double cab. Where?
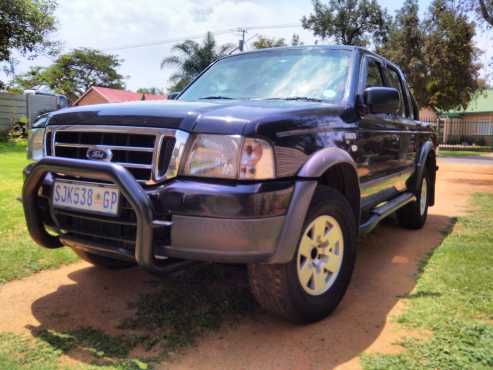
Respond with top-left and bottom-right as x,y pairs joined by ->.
22,46 -> 437,323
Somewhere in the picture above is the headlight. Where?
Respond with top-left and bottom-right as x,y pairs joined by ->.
27,127 -> 45,161
183,135 -> 243,179
181,134 -> 275,180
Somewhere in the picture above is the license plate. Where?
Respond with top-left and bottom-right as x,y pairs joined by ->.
52,180 -> 120,216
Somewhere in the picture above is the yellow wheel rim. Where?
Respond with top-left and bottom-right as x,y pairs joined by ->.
296,215 -> 344,296
420,177 -> 428,216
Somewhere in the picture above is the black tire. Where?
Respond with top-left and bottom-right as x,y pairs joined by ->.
397,168 -> 430,229
73,249 -> 135,269
248,186 -> 357,324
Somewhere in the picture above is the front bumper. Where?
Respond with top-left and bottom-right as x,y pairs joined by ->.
23,158 -> 307,272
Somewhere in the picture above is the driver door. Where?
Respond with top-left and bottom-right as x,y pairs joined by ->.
356,56 -> 405,210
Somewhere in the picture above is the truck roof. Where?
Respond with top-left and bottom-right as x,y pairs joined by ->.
219,44 -> 395,70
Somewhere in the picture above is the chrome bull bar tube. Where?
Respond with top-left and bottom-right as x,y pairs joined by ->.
22,157 -> 165,272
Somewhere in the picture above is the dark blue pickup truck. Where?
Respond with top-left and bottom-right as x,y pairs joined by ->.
23,45 -> 437,323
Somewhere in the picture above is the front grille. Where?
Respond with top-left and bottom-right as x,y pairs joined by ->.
45,126 -> 188,185
42,125 -> 188,256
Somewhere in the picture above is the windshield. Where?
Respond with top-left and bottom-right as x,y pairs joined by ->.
178,48 -> 352,103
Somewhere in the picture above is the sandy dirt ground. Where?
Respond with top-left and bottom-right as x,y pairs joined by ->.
1,159 -> 493,370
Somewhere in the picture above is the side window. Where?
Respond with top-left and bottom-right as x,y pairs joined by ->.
384,67 -> 407,117
365,59 -> 384,88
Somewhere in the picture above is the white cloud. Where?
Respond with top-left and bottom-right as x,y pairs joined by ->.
4,0 -> 318,91
4,0 -> 492,92
475,32 -> 493,83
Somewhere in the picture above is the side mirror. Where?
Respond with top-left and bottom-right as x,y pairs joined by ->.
167,91 -> 181,100
364,87 -> 399,114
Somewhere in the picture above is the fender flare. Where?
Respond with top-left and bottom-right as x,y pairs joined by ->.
268,147 -> 360,264
413,140 -> 436,206
298,146 -> 361,222
416,141 -> 433,182
297,146 -> 359,178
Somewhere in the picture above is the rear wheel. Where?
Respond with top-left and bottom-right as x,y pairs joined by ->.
73,249 -> 135,269
397,168 -> 430,229
248,187 -> 357,323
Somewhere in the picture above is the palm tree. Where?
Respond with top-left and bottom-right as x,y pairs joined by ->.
161,32 -> 233,92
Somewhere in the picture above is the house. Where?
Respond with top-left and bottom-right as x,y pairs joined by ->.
439,89 -> 493,145
419,89 -> 493,122
441,88 -> 493,122
73,86 -> 166,106
419,106 -> 438,122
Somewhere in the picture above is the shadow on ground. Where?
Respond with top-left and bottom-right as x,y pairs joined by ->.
25,213 -> 454,369
27,261 -> 255,365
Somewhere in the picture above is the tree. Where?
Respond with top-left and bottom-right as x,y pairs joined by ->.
44,48 -> 125,102
161,32 -> 233,92
0,0 -> 58,88
380,0 -> 482,112
478,0 -> 493,25
136,87 -> 164,95
252,34 -> 303,49
454,1 -> 492,87
423,0 -> 481,110
378,0 -> 427,105
11,66 -> 47,90
252,36 -> 287,49
457,0 -> 493,27
12,48 -> 125,102
0,0 -> 58,62
291,34 -> 304,46
301,0 -> 390,47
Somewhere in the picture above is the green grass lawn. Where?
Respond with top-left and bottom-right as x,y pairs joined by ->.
0,141 -> 254,369
1,140 -> 492,369
438,150 -> 493,158
363,193 -> 493,370
0,141 -> 77,284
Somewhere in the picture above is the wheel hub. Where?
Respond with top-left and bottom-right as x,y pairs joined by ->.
296,215 -> 344,296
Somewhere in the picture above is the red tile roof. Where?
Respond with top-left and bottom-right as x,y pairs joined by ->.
75,86 -> 166,105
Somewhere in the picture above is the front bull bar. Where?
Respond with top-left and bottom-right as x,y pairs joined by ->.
22,157 -> 164,272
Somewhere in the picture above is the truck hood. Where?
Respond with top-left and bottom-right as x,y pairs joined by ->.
48,99 -> 349,136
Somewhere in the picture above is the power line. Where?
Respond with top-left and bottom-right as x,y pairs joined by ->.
103,23 -> 300,52
245,23 -> 300,31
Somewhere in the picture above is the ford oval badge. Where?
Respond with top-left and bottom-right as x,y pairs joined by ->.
86,147 -> 112,161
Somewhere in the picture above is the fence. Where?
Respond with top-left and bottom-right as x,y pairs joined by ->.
426,118 -> 493,147
0,93 -> 27,133
0,92 -> 59,135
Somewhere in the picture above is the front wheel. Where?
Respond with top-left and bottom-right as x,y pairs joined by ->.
248,187 -> 357,323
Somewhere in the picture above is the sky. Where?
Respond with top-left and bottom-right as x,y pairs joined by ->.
5,0 -> 492,92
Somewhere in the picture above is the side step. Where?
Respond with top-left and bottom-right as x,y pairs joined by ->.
359,192 -> 416,234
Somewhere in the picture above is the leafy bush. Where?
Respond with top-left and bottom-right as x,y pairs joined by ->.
474,136 -> 486,146
7,115 -> 28,140
447,135 -> 488,146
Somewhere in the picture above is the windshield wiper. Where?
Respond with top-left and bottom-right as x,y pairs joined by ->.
261,96 -> 324,102
199,96 -> 234,100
